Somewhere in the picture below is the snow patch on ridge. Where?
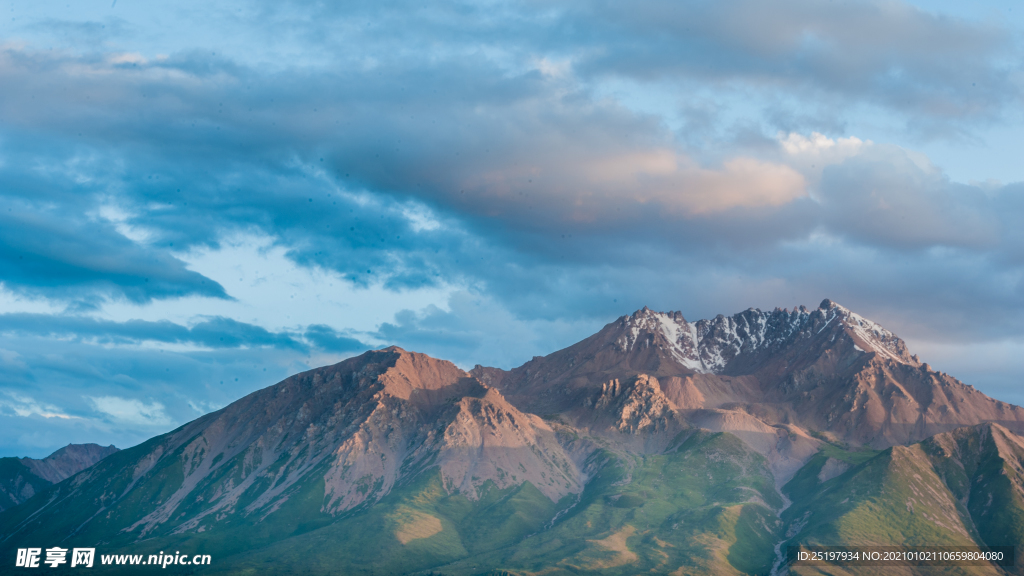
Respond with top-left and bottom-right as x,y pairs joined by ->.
616,301 -> 910,374
843,310 -> 905,362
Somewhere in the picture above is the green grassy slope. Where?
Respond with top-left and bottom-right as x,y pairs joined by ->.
0,430 -> 781,576
0,426 -> 778,573
921,424 -> 1024,575
200,431 -> 782,576
11,426 -> 1024,576
427,431 -> 784,576
780,434 -> 1015,576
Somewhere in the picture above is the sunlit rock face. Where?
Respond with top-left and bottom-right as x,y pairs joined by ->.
477,300 -> 1024,450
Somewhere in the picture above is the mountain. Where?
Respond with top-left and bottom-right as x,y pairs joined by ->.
2,301 -> 1024,575
0,348 -> 582,561
474,300 -> 1024,449
0,443 -> 118,512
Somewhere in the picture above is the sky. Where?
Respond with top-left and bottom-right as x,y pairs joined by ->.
1,0 -> 1023,457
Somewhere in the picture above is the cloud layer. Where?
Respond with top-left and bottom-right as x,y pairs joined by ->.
1,0 -> 1023,455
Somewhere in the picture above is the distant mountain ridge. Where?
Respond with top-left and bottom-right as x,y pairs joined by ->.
3,300 -> 1024,576
21,443 -> 120,483
0,443 -> 118,512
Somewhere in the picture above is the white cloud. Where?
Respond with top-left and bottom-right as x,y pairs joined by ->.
534,57 -> 572,79
615,153 -> 809,214
777,131 -> 870,186
89,396 -> 172,426
90,200 -> 156,244
401,203 -> 443,232
97,231 -> 456,334
0,392 -> 74,419
188,399 -> 225,415
779,131 -> 866,157
107,52 -> 148,66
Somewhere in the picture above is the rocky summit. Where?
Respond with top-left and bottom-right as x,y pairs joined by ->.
3,301 -> 1024,576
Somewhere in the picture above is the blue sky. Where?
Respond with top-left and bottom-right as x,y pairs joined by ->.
1,0 -> 1023,457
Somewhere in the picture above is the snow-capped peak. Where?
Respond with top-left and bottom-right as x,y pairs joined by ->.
818,299 -> 906,363
615,300 -> 912,374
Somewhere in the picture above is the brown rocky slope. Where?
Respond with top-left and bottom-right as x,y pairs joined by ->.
474,299 -> 1024,454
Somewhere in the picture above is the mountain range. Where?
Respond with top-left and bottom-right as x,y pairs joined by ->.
2,299 -> 1023,575
0,444 -> 118,513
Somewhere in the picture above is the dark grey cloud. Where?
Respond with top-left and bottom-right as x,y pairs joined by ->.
253,0 -> 1017,127
0,130 -> 229,304
303,324 -> 368,354
0,205 -> 228,304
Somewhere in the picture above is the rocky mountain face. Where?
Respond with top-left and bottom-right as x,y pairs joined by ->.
3,301 -> 1024,576
21,444 -> 120,484
475,300 -> 1024,450
0,443 -> 118,512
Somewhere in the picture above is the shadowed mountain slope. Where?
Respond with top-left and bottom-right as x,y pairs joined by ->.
0,443 -> 118,512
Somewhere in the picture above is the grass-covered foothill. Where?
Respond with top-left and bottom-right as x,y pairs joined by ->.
0,429 -> 787,575
225,430 -> 784,576
780,434 -> 1022,576
12,426 -> 1024,575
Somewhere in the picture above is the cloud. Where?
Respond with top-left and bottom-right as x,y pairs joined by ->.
814,144 -> 999,251
188,317 -> 310,350
0,134 -> 229,305
0,22 -> 1015,278
0,349 -> 27,371
0,392 -> 74,420
21,17 -> 132,49
0,313 -> 310,351
374,290 -> 604,369
0,330 -> 321,456
0,206 -> 229,304
1,37 -> 1021,345
188,399 -> 225,415
88,396 -> 172,426
555,0 -> 1017,126
778,131 -> 868,184
303,325 -> 368,354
